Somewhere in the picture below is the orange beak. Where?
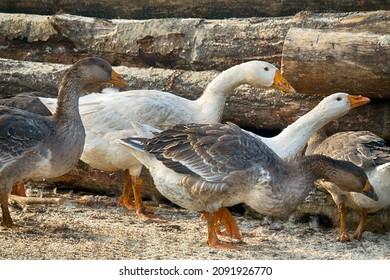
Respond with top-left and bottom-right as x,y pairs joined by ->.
272,70 -> 296,93
109,69 -> 128,87
361,180 -> 378,201
348,95 -> 370,108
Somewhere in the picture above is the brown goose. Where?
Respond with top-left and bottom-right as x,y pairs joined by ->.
306,129 -> 390,241
0,57 -> 128,228
119,122 -> 378,249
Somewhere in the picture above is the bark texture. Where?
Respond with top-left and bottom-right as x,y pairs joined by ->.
282,28 -> 390,98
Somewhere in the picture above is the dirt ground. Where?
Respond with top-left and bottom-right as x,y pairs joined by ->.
1,184 -> 389,260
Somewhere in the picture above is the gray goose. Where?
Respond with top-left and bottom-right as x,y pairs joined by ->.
119,122 -> 378,249
0,57 -> 127,228
306,129 -> 390,241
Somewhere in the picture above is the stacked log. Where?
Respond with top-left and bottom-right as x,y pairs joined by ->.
0,11 -> 388,71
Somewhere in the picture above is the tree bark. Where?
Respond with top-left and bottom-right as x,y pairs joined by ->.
282,28 -> 390,99
1,0 -> 388,19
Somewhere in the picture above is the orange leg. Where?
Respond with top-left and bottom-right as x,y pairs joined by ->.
214,208 -> 242,240
337,203 -> 352,242
11,182 -> 27,197
132,175 -> 160,220
0,192 -> 17,228
119,170 -> 162,220
201,208 -> 242,240
205,212 -> 238,250
118,169 -> 135,211
352,211 -> 367,240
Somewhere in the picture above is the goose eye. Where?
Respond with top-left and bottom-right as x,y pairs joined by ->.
336,97 -> 342,101
264,67 -> 269,71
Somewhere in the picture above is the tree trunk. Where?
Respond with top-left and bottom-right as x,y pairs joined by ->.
282,28 -> 390,99
0,0 -> 388,19
0,11 -> 389,71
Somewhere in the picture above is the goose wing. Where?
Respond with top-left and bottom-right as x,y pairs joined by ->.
0,106 -> 53,164
143,122 -> 286,194
314,131 -> 390,169
0,93 -> 52,116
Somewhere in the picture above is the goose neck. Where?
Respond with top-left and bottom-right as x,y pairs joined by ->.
269,105 -> 335,161
53,73 -> 83,123
195,65 -> 246,121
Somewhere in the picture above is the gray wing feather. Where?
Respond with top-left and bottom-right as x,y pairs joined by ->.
313,131 -> 390,169
0,106 -> 53,164
0,93 -> 52,116
144,122 -> 286,193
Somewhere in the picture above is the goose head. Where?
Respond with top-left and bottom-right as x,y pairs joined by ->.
65,57 -> 128,94
311,155 -> 378,201
315,92 -> 370,119
241,61 -> 296,93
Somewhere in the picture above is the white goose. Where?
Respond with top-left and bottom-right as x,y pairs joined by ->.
39,61 -> 296,220
118,122 -> 378,249
306,129 -> 390,241
259,93 -> 370,162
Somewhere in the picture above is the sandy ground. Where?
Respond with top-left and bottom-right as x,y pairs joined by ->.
1,184 -> 390,260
